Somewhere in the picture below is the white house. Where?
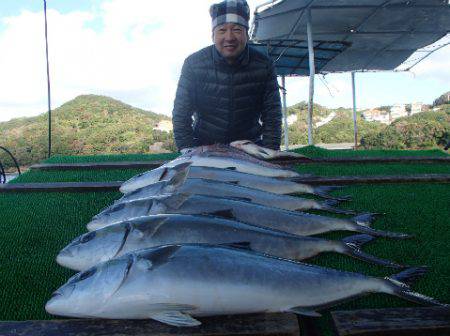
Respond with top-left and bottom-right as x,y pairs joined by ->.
390,104 -> 407,121
362,109 -> 390,124
410,102 -> 423,115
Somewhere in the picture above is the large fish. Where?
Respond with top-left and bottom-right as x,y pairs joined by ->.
115,166 -> 349,215
86,194 -> 409,239
119,163 -> 344,200
60,214 -> 402,271
163,146 -> 301,178
230,140 -> 307,160
46,244 -> 446,326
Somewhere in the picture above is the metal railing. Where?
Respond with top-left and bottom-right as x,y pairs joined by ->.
0,146 -> 21,184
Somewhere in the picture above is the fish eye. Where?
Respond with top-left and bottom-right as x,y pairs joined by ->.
80,231 -> 96,244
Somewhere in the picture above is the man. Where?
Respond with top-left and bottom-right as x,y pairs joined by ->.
172,0 -> 282,152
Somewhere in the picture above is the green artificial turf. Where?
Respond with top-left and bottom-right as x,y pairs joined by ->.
10,162 -> 450,184
296,162 -> 450,177
40,146 -> 448,165
0,148 -> 449,335
10,146 -> 450,184
43,153 -> 179,164
11,169 -> 149,184
293,146 -> 448,158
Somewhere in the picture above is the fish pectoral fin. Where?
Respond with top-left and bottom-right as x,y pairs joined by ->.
148,304 -> 200,327
286,306 -> 322,317
136,258 -> 153,270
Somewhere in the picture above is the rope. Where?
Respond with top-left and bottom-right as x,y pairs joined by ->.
44,0 -> 52,158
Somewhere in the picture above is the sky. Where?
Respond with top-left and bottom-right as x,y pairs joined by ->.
0,0 -> 449,122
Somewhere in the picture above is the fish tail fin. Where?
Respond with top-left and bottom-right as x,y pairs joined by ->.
312,186 -> 351,201
319,200 -> 356,215
385,267 -> 448,306
352,213 -> 378,227
352,225 -> 413,239
349,214 -> 412,239
342,234 -> 405,268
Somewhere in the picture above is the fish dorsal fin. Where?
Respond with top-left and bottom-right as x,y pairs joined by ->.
226,181 -> 240,185
205,209 -> 237,220
139,245 -> 181,270
148,304 -> 200,327
219,242 -> 252,251
164,162 -> 191,191
224,166 -> 237,170
287,306 -> 322,317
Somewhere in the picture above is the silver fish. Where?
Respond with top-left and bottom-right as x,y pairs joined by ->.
230,140 -> 307,160
86,194 -> 409,240
120,163 -> 344,201
60,214 -> 402,271
115,166 -> 350,215
164,147 -> 300,178
46,244 -> 446,326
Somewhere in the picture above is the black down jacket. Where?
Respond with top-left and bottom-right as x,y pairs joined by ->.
172,45 -> 282,150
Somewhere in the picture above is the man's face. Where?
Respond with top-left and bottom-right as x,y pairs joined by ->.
213,23 -> 248,64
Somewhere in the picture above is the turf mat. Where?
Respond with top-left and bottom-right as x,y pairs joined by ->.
0,183 -> 448,324
40,146 -> 448,165
1,149 -> 449,334
10,162 -> 450,184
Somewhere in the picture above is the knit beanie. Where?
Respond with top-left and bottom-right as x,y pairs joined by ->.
210,0 -> 250,31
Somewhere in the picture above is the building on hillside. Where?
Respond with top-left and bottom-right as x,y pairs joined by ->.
410,102 -> 423,115
287,114 -> 298,125
361,109 -> 390,124
390,104 -> 407,121
153,120 -> 173,133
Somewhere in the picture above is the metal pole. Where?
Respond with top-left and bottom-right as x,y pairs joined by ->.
281,75 -> 289,150
306,8 -> 315,145
44,0 -> 52,158
351,72 -> 358,149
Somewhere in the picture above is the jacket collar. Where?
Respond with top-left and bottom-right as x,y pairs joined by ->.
212,44 -> 250,68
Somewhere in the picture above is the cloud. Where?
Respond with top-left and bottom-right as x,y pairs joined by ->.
0,1 -> 448,123
0,0 -> 216,122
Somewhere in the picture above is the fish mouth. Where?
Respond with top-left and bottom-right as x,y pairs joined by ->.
56,248 -> 80,270
45,291 -> 63,314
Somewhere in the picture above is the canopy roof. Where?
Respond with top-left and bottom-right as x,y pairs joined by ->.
249,40 -> 348,76
251,0 -> 450,73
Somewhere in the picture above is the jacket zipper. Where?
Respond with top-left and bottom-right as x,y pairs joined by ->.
229,69 -> 234,141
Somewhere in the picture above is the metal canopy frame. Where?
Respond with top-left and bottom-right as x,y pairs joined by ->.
251,0 -> 450,148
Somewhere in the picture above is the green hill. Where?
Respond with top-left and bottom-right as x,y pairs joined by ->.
0,95 -> 175,169
284,102 -> 384,145
361,106 -> 450,149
